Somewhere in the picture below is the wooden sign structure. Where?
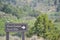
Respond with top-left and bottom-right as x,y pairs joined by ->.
5,23 -> 27,40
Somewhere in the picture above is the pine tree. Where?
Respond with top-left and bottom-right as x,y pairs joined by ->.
27,14 -> 60,40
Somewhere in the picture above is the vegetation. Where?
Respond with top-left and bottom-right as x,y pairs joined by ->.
0,0 -> 60,40
26,14 -> 60,40
0,18 -> 5,36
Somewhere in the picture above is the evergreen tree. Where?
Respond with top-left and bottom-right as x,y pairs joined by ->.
27,14 -> 60,40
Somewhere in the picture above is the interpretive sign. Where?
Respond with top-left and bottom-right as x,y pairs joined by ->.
5,23 -> 27,40
5,23 -> 27,32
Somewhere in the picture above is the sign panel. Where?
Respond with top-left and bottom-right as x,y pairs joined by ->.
5,23 -> 27,32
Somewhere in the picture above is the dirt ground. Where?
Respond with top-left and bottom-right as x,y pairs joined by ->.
0,35 -> 45,40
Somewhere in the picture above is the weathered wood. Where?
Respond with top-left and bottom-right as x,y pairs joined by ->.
6,32 -> 9,40
5,23 -> 27,40
22,31 -> 25,40
5,23 -> 27,32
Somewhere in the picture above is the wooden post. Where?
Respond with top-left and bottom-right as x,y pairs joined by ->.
6,32 -> 9,40
22,31 -> 25,40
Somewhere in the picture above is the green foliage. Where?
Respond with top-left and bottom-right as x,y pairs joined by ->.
0,0 -> 60,39
11,32 -> 21,37
0,18 -> 5,36
49,12 -> 60,22
27,14 -> 60,40
0,13 -> 36,36
0,3 -> 40,19
0,4 -> 19,18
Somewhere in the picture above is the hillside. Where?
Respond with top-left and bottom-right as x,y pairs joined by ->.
0,0 -> 60,40
0,0 -> 60,12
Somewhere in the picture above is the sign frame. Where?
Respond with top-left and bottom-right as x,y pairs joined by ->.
5,23 -> 27,32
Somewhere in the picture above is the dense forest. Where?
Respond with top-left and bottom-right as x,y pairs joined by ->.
0,0 -> 60,40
